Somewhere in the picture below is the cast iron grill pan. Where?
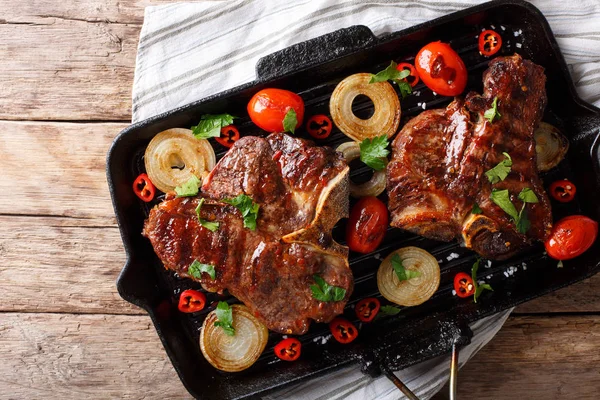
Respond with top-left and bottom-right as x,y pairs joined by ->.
107,1 -> 600,399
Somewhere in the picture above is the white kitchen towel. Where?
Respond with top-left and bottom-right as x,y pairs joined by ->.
131,1 -> 600,399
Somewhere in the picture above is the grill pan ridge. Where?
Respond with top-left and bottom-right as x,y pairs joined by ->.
106,1 -> 600,399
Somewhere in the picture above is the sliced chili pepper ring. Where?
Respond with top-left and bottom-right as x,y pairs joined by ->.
216,125 -> 240,148
274,338 -> 302,361
549,179 -> 576,203
396,62 -> 420,87
305,114 -> 333,139
479,30 -> 502,57
355,297 -> 381,322
178,289 -> 207,313
133,173 -> 156,202
453,272 -> 475,298
329,317 -> 358,344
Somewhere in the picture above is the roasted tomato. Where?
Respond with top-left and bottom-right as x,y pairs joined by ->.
133,173 -> 156,202
216,125 -> 240,148
549,179 -> 576,203
453,272 -> 475,298
355,297 -> 380,322
545,215 -> 598,260
478,30 -> 502,57
346,197 -> 388,254
396,62 -> 420,87
178,289 -> 207,313
329,318 -> 358,344
415,41 -> 468,96
247,88 -> 305,133
274,338 -> 301,361
306,114 -> 333,139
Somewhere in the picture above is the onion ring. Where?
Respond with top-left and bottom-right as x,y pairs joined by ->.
336,141 -> 386,198
534,122 -> 569,172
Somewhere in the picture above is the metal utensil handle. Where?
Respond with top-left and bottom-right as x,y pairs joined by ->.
449,343 -> 459,400
381,363 -> 420,400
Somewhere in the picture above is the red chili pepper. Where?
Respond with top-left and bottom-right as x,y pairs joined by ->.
133,173 -> 156,202
216,125 -> 240,148
355,297 -> 380,323
305,114 -> 333,139
396,62 -> 420,87
479,30 -> 502,57
549,179 -> 576,203
453,272 -> 475,298
329,317 -> 358,344
177,289 -> 206,313
274,337 -> 302,361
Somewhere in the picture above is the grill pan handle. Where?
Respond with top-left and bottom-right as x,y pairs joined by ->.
255,25 -> 376,81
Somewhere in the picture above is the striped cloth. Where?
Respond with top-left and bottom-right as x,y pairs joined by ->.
131,1 -> 600,399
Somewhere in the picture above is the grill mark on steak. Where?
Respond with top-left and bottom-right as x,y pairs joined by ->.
143,133 -> 351,334
388,54 -> 552,260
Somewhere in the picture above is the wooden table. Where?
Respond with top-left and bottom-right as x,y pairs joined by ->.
0,2 -> 598,399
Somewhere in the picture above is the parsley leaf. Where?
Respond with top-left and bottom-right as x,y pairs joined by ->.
188,259 -> 216,280
359,135 -> 390,171
483,96 -> 501,123
472,202 -> 483,215
174,175 -> 201,197
310,275 -> 346,302
223,194 -> 260,230
490,189 -> 519,221
518,187 -> 539,204
191,114 -> 236,139
379,305 -> 401,316
485,152 -> 512,184
557,260 -> 564,268
214,301 -> 235,336
397,80 -> 413,99
195,198 -> 219,232
490,187 -> 539,234
391,253 -> 421,281
282,108 -> 298,134
369,61 -> 410,83
471,259 -> 493,303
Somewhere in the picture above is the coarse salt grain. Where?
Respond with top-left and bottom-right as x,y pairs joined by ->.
452,289 -> 457,296
490,24 -> 496,29
501,25 -> 506,31
487,275 -> 492,280
432,91 -> 437,96
516,43 -> 522,48
282,335 -> 288,339
446,252 -> 460,261
422,103 -> 426,110
504,271 -> 509,277
514,31 -> 520,37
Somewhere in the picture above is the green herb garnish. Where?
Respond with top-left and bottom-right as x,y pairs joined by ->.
214,301 -> 235,336
359,134 -> 390,171
282,108 -> 298,134
379,305 -> 402,316
369,61 -> 413,98
191,113 -> 236,139
471,259 -> 493,303
174,175 -> 201,197
195,198 -> 219,232
472,202 -> 483,215
223,194 -> 260,231
188,259 -> 216,280
391,253 -> 421,281
490,187 -> 538,234
485,152 -> 512,184
310,275 -> 346,302
484,96 -> 501,123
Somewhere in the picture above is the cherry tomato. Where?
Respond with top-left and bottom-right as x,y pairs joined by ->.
305,114 -> 333,139
247,88 -> 305,133
479,30 -> 503,57
355,298 -> 380,322
453,272 -> 475,298
133,173 -> 156,202
346,197 -> 389,254
329,318 -> 358,344
545,215 -> 598,260
274,338 -> 301,361
396,62 -> 420,87
216,125 -> 240,148
415,41 -> 468,96
177,289 -> 206,313
549,179 -> 576,203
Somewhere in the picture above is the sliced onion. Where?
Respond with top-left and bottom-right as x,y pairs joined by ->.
336,141 -> 386,198
377,246 -> 440,307
144,128 -> 216,193
534,122 -> 569,172
330,73 -> 401,142
200,304 -> 268,372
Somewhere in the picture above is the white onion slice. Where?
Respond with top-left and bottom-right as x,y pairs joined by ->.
336,141 -> 386,198
330,73 -> 401,142
200,304 -> 268,372
377,246 -> 440,307
144,128 -> 216,193
534,122 -> 569,172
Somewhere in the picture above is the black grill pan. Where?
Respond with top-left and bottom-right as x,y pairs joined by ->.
106,1 -> 600,399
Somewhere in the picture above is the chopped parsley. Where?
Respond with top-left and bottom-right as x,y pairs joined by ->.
214,301 -> 235,336
359,135 -> 390,171
391,253 -> 421,281
282,108 -> 298,134
223,194 -> 260,231
484,96 -> 501,123
191,113 -> 236,139
490,187 -> 539,234
485,152 -> 512,184
369,61 -> 413,99
187,259 -> 216,280
472,202 -> 483,215
471,259 -> 493,303
174,175 -> 200,197
195,198 -> 219,232
310,275 -> 346,302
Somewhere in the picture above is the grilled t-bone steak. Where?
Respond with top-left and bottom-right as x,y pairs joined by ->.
387,54 -> 552,260
143,133 -> 351,334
